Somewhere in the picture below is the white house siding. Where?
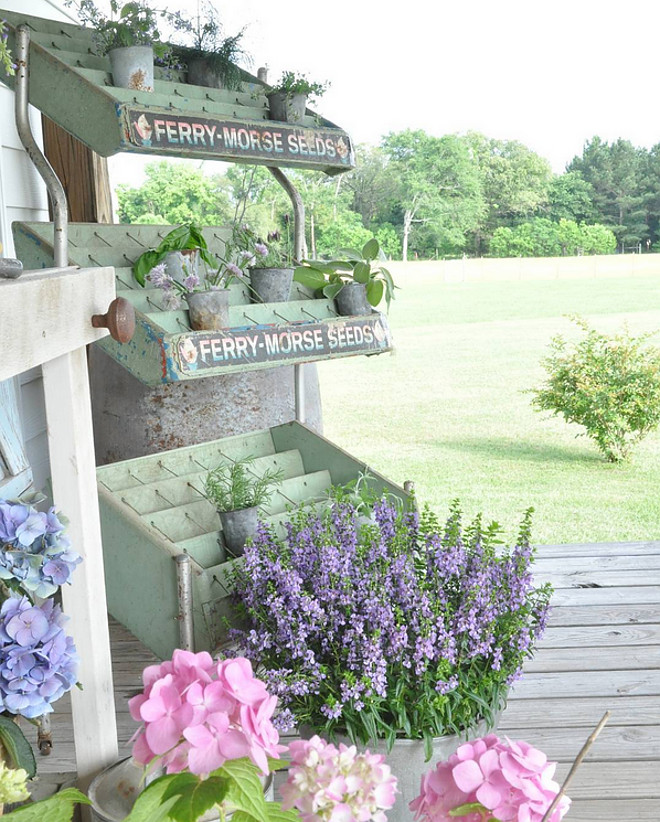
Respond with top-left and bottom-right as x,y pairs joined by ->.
0,0 -> 77,495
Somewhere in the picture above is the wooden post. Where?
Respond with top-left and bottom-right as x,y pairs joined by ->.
42,348 -> 119,786
0,266 -> 119,796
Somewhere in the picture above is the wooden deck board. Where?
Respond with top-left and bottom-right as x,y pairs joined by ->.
24,541 -> 660,821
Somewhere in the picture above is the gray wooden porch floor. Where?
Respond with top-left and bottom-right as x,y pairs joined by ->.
27,541 -> 660,820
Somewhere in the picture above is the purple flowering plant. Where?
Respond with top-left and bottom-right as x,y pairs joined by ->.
231,498 -> 551,757
0,498 -> 81,779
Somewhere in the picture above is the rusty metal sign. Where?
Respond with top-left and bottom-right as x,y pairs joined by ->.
172,315 -> 391,374
120,107 -> 355,170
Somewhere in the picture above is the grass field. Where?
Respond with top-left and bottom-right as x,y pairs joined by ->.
317,270 -> 660,545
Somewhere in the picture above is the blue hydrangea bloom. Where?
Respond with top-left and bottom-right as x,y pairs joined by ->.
0,597 -> 78,718
0,501 -> 81,597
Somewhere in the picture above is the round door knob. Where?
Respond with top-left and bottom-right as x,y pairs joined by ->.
92,297 -> 136,344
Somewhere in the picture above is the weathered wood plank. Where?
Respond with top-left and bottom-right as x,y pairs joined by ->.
553,761 -> 660,799
527,645 -> 660,672
0,267 -> 115,380
557,800 -> 660,821
510,669 -> 660,698
537,541 -> 660,557
500,695 -> 660,727
501,726 -> 660,761
547,603 -> 660,627
534,555 -> 660,572
537,568 -> 660,587
540,624 -> 660,648
550,585 -> 660,606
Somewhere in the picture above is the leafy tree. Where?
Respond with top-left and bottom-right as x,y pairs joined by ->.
342,144 -> 398,228
547,172 -> 597,223
381,130 -> 484,259
567,137 -> 648,247
116,161 -> 233,225
466,132 -> 552,252
579,223 -> 617,255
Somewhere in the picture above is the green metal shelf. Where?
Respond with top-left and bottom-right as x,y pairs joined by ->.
1,9 -> 354,174
97,422 -> 409,658
13,221 -> 394,385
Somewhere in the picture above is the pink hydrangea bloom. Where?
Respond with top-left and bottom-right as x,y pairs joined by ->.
281,735 -> 397,822
129,650 -> 284,777
410,735 -> 570,822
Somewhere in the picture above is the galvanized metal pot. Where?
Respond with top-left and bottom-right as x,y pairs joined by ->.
89,756 -> 273,822
267,91 -> 307,123
249,267 -> 293,303
187,57 -> 225,89
108,45 -> 154,92
185,289 -> 230,331
309,718 -> 496,822
219,506 -> 259,556
335,282 -> 371,316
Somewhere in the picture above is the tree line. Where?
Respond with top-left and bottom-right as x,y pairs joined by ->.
116,133 -> 660,260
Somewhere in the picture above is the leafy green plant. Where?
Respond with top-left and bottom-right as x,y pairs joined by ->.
133,224 -> 217,287
164,3 -> 248,90
204,457 -> 283,512
294,238 -> 396,310
0,21 -> 15,76
531,316 -> 660,461
67,0 -> 171,59
270,70 -> 328,101
3,787 -> 90,820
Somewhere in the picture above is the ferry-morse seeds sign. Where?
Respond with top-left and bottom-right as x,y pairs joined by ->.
122,108 -> 354,170
173,316 -> 391,374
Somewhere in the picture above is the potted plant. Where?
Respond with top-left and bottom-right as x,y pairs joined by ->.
232,225 -> 295,304
69,0 -> 172,92
132,224 -> 239,330
229,497 -> 552,822
204,457 -> 283,556
266,71 -> 328,124
164,3 -> 248,90
89,650 -> 399,822
294,238 -> 396,315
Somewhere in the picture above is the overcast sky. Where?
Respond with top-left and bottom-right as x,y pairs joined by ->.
110,0 -> 660,186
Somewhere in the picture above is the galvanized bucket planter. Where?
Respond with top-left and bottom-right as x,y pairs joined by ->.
187,57 -> 225,89
108,45 -> 154,92
249,267 -> 293,303
185,289 -> 230,330
89,756 -> 274,822
267,91 -> 307,123
330,718 -> 496,822
336,282 -> 371,316
219,506 -> 259,556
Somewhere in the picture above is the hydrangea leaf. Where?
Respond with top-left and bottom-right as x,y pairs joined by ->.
217,759 -> 269,822
0,716 -> 36,778
3,787 -> 90,821
264,802 -> 300,822
162,773 -> 228,822
123,775 -> 179,822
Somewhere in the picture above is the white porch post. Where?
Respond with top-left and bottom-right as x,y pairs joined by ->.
0,265 -> 119,791
42,348 -> 118,784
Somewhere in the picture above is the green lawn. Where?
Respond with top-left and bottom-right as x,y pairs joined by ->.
317,271 -> 660,545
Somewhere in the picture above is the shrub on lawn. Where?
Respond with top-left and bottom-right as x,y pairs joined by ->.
531,316 -> 660,461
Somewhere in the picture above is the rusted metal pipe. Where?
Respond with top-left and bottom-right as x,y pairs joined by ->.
175,554 -> 194,651
15,25 -> 68,267
267,166 -> 305,262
